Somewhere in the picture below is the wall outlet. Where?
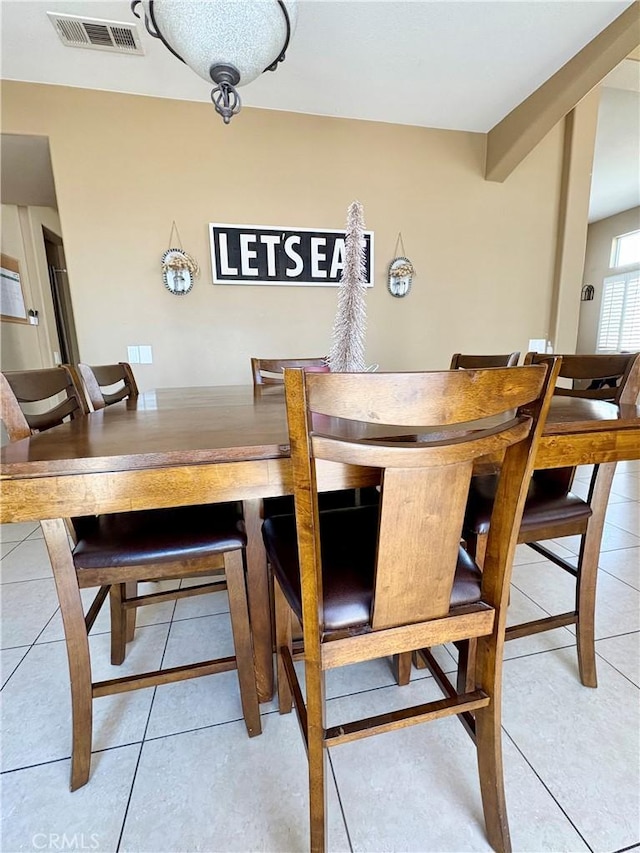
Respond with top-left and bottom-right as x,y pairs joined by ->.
127,346 -> 140,364
139,345 -> 153,364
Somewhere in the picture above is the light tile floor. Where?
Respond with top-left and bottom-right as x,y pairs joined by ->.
1,463 -> 638,852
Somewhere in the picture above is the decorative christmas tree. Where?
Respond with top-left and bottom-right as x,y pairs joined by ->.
328,201 -> 368,372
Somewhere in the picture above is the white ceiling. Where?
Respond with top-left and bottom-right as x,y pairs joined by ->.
1,0 -> 638,220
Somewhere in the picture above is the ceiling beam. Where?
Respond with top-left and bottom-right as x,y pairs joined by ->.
485,1 -> 640,183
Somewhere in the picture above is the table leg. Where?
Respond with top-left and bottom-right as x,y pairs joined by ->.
243,498 -> 274,702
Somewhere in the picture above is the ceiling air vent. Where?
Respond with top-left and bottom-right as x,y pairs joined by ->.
47,13 -> 144,55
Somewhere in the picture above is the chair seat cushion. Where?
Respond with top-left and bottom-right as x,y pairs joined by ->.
465,473 -> 592,536
262,505 -> 482,634
72,503 -> 245,570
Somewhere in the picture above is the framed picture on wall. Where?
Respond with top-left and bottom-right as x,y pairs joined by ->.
0,254 -> 28,323
209,223 -> 374,287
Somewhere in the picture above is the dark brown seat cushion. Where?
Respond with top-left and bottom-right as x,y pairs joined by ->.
72,502 -> 245,570
465,468 -> 592,536
262,505 -> 482,634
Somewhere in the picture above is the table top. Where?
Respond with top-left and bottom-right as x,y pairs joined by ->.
2,384 -> 639,481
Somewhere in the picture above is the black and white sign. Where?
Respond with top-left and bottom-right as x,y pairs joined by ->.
209,223 -> 374,287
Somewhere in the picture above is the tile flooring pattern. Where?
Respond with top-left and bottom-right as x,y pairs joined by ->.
1,463 -> 638,852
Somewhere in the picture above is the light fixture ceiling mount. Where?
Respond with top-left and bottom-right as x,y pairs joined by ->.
132,0 -> 297,124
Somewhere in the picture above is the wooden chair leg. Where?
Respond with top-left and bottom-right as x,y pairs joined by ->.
413,649 -> 428,669
41,519 -> 93,791
473,532 -> 489,569
456,638 -> 477,693
575,462 -> 615,688
576,546 -> 598,689
124,581 -> 137,642
224,549 -> 262,737
475,640 -> 511,853
243,498 -> 274,703
109,583 -> 127,666
274,579 -> 293,714
393,652 -> 412,685
306,664 -> 328,853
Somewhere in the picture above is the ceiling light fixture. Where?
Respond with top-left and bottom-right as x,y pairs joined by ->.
132,0 -> 297,125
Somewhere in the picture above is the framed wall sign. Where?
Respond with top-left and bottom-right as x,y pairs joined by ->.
209,223 -> 374,287
0,254 -> 28,324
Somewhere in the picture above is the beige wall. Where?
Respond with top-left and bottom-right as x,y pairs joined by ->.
2,81 -> 590,389
578,206 -> 640,352
1,203 -> 62,370
548,90 -> 601,354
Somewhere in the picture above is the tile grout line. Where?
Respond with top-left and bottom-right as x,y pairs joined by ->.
327,750 -> 354,853
501,726 -> 595,853
1,547 -> 61,690
0,645 -> 29,691
0,743 -> 143,777
0,573 -> 56,587
593,644 -> 640,690
596,566 -> 639,592
115,594 -> 179,852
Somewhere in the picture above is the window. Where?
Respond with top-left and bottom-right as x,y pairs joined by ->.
610,229 -> 640,268
597,270 -> 640,353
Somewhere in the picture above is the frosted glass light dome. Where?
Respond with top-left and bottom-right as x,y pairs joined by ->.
142,0 -> 298,87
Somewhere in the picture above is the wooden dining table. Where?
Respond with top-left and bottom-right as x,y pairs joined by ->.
1,384 -> 639,702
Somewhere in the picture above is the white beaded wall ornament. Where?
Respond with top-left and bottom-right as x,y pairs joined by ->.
162,222 -> 200,296
388,233 -> 415,298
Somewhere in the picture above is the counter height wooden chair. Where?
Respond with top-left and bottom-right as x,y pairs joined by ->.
1,365 -> 88,435
450,352 -> 520,369
1,367 -> 261,791
77,362 -> 138,410
251,357 -> 328,386
463,351 -> 640,688
76,361 -> 233,660
263,363 -> 558,853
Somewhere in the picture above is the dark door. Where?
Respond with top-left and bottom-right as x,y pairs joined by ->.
43,227 -> 80,364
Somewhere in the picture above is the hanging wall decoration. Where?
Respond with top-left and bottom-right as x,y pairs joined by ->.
388,232 -> 415,298
162,221 -> 200,295
581,284 -> 595,302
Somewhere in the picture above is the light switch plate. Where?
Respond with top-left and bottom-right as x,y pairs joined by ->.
139,345 -> 153,364
127,346 -> 140,364
528,338 -> 547,353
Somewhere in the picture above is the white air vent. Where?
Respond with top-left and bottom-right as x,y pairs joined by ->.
47,13 -> 143,55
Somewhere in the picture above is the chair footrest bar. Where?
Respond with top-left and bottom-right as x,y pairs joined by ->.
526,542 -> 579,577
123,581 -> 227,608
85,585 -> 110,632
92,655 -> 238,697
417,648 -> 476,742
506,612 -> 577,640
281,645 -> 308,749
324,690 -> 489,747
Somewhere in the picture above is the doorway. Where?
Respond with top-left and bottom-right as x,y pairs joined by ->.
43,227 -> 80,364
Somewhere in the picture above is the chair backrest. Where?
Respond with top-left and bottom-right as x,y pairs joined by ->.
525,352 -> 640,404
251,357 -> 328,387
450,352 -> 520,369
284,363 -> 558,634
1,366 -> 88,441
77,362 -> 139,410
